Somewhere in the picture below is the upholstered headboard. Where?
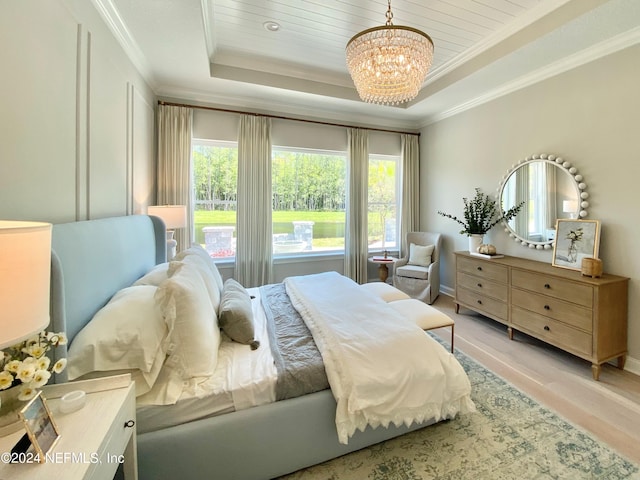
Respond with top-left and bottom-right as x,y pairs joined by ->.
49,215 -> 166,382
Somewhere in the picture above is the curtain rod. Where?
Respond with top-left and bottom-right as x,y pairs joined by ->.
158,100 -> 420,137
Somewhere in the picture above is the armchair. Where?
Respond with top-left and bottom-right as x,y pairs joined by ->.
393,232 -> 441,304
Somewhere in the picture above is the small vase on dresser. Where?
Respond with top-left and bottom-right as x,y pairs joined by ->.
468,234 -> 484,253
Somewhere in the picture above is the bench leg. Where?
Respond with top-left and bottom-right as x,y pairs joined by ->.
450,324 -> 454,353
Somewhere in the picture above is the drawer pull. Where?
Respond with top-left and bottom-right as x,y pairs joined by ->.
477,266 -> 483,271
544,305 -> 550,310
124,420 -> 135,429
544,283 -> 551,289
544,325 -> 550,331
477,283 -> 482,288
477,300 -> 482,305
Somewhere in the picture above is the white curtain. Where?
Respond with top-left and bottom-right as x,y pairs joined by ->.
236,115 -> 273,287
344,128 -> 368,283
399,134 -> 420,257
157,104 -> 193,253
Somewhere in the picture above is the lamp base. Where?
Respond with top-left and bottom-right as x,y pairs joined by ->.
166,230 -> 177,261
0,388 -> 25,436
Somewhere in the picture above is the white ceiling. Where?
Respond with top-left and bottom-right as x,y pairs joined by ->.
95,0 -> 640,130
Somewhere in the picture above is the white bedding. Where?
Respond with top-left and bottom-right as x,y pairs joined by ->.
136,287 -> 277,433
284,272 -> 475,444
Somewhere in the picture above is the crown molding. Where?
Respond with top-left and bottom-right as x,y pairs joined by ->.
421,26 -> 640,127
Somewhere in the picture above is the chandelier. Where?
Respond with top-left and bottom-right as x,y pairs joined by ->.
346,0 -> 434,105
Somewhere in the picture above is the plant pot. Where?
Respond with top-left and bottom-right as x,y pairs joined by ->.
468,234 -> 484,253
0,387 -> 26,435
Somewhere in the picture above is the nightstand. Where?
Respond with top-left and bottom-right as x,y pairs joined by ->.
369,256 -> 398,283
0,374 -> 137,480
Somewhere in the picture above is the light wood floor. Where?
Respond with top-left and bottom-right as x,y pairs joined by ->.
428,294 -> 640,465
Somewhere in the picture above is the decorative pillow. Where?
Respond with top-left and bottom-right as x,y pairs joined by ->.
133,262 -> 169,287
67,285 -> 168,395
168,254 -> 221,314
174,244 -> 224,293
155,261 -> 221,378
409,243 -> 435,267
219,279 -> 260,350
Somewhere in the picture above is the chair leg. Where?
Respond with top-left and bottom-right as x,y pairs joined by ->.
450,324 -> 455,353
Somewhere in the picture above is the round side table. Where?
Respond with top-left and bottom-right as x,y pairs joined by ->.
369,256 -> 398,283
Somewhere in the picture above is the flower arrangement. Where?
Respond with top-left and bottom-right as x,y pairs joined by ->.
566,227 -> 584,262
0,331 -> 67,401
438,188 -> 524,236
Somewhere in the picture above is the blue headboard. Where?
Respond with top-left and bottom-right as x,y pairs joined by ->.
49,215 -> 166,382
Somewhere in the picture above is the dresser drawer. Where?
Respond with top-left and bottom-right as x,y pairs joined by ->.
457,256 -> 508,283
457,271 -> 508,301
457,286 -> 508,321
511,288 -> 592,332
511,269 -> 593,308
512,306 -> 592,356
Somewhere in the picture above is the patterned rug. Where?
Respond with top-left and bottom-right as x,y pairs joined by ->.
281,338 -> 640,480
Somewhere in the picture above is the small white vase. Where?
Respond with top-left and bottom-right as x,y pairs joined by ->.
468,234 -> 484,253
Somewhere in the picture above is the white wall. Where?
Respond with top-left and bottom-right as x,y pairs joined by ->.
0,0 -> 156,224
421,44 -> 640,372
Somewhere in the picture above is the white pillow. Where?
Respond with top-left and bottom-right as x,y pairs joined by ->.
133,262 -> 169,287
168,255 -> 221,314
68,285 -> 168,394
155,261 -> 220,379
409,243 -> 435,267
175,244 -> 224,293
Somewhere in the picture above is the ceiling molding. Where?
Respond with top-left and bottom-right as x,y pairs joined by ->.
91,0 -> 155,87
422,26 -> 640,127
200,0 -> 216,61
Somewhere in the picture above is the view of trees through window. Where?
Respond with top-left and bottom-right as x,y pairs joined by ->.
191,140 -> 398,258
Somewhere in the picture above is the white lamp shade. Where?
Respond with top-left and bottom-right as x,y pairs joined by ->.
148,205 -> 187,229
563,200 -> 578,213
0,221 -> 52,349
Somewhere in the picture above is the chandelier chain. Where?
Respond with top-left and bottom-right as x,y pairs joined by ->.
385,0 -> 394,26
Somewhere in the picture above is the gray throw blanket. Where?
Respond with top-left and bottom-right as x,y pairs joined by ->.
260,283 -> 329,401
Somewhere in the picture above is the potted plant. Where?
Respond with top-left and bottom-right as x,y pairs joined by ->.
438,188 -> 524,252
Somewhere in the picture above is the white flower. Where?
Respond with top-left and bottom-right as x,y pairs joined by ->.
0,371 -> 14,390
16,362 -> 37,383
52,358 -> 67,374
30,370 -> 51,388
37,356 -> 51,371
4,360 -> 21,374
17,384 -> 37,401
22,344 -> 46,359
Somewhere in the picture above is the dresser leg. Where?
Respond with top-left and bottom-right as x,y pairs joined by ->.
454,303 -> 460,314
591,364 -> 601,381
617,355 -> 626,370
507,327 -> 513,340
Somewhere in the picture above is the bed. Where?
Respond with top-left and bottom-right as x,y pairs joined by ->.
49,214 -> 473,480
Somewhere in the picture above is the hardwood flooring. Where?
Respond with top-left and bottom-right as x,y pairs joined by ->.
428,294 -> 640,465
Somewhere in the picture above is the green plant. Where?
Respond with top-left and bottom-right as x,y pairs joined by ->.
438,188 -> 524,236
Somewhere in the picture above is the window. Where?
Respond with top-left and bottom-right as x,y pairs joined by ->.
272,147 -> 346,255
192,140 -> 238,259
368,154 -> 399,251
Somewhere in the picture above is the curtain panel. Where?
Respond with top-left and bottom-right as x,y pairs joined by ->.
344,128 -> 369,284
157,104 -> 193,253
236,115 -> 273,287
400,134 -> 419,257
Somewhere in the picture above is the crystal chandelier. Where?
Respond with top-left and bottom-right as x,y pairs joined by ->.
346,0 -> 434,105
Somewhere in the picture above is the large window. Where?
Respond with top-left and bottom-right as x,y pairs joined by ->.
368,155 -> 398,251
191,141 -> 400,259
192,140 -> 238,259
272,147 -> 346,255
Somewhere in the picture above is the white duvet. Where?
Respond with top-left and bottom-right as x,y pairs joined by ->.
285,272 -> 475,444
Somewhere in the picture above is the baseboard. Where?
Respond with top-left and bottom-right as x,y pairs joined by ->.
438,287 -> 640,377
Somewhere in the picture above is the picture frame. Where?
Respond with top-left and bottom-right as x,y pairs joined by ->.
18,391 -> 61,461
552,219 -> 601,271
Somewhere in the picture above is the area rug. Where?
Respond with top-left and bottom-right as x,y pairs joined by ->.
280,337 -> 640,480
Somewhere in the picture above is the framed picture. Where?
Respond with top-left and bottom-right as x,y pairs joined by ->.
552,219 -> 601,271
18,391 -> 61,461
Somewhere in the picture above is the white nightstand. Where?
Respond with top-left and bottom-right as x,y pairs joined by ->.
0,374 -> 137,480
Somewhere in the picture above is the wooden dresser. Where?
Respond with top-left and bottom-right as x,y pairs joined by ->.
454,251 -> 629,380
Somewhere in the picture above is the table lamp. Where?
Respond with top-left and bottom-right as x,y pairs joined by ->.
0,221 -> 52,350
562,200 -> 578,219
147,205 -> 186,260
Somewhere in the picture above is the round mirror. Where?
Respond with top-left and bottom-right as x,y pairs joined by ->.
498,154 -> 589,250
